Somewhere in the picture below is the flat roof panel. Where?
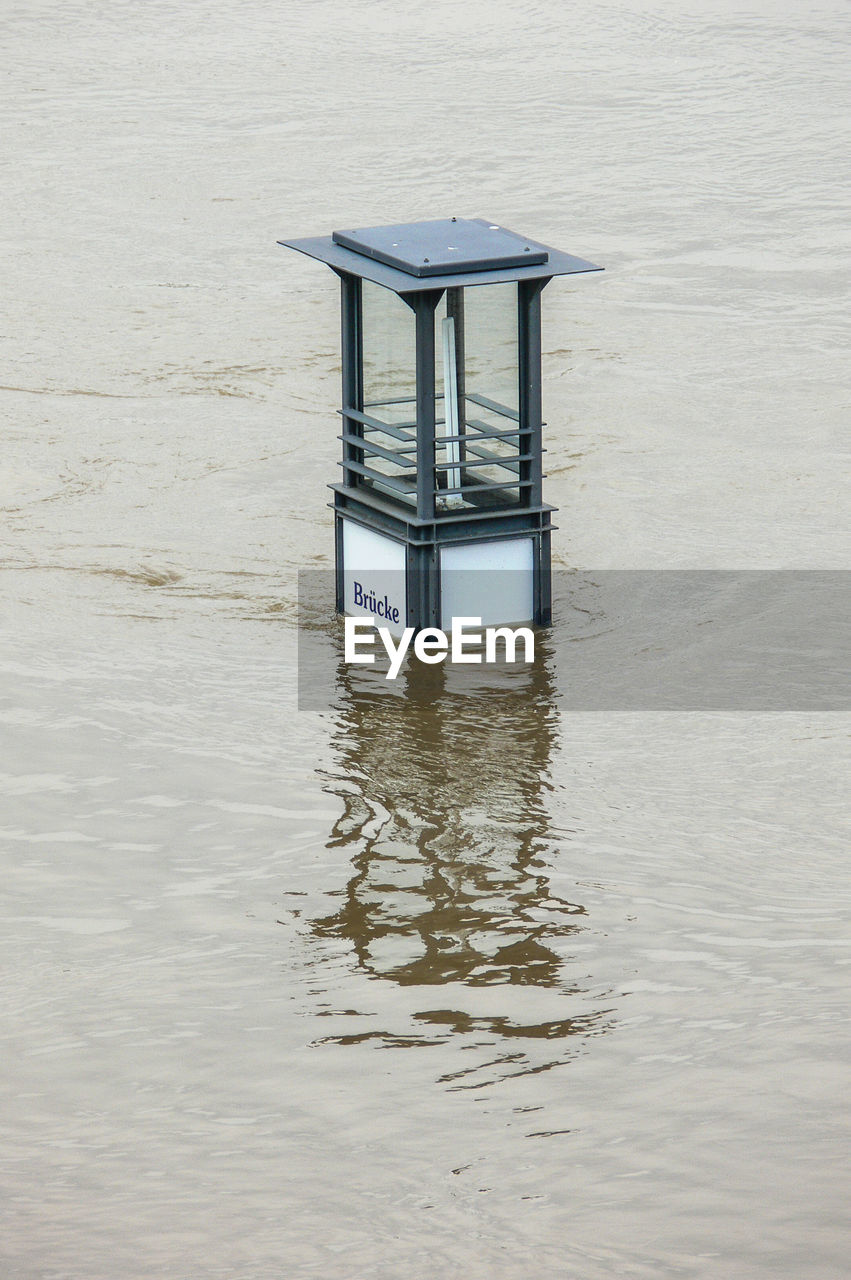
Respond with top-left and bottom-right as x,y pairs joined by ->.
280,229 -> 602,293
331,218 -> 548,277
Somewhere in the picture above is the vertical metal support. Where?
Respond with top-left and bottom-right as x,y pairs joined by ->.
518,278 -> 549,508
412,291 -> 440,521
334,512 -> 345,615
537,528 -> 552,627
406,539 -> 439,631
446,287 -> 466,461
339,271 -> 363,489
441,316 -> 462,500
519,280 -> 552,627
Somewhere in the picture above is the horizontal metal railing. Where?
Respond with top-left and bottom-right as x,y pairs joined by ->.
340,392 -> 533,509
339,432 -> 416,464
340,459 -> 417,495
340,407 -> 417,441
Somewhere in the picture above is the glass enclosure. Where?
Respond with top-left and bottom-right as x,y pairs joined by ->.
356,281 -> 419,504
434,282 -> 521,512
345,280 -> 527,513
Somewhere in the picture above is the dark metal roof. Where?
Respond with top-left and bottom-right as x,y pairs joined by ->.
332,218 -> 548,277
279,217 -> 602,294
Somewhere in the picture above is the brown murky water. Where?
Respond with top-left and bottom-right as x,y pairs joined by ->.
1,3 -> 848,1276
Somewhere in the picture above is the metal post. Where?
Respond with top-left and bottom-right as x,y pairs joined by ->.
413,291 -> 439,521
339,271 -> 362,489
334,513 -> 345,614
406,540 -> 439,630
446,287 -> 466,459
537,528 -> 552,626
518,278 -> 548,509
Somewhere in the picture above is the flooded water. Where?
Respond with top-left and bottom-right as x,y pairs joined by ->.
1,2 -> 849,1276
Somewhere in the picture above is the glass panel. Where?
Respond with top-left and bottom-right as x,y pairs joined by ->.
362,281 -> 416,413
358,281 -> 418,507
434,283 -> 522,514
464,281 -> 519,418
351,282 -> 523,515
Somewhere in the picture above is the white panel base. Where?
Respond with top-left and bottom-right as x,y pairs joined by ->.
342,519 -> 407,638
440,537 -> 534,629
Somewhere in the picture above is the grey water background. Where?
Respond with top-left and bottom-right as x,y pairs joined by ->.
1,1 -> 848,1277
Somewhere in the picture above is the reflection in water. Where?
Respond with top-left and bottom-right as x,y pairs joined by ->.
305,637 -> 614,1078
